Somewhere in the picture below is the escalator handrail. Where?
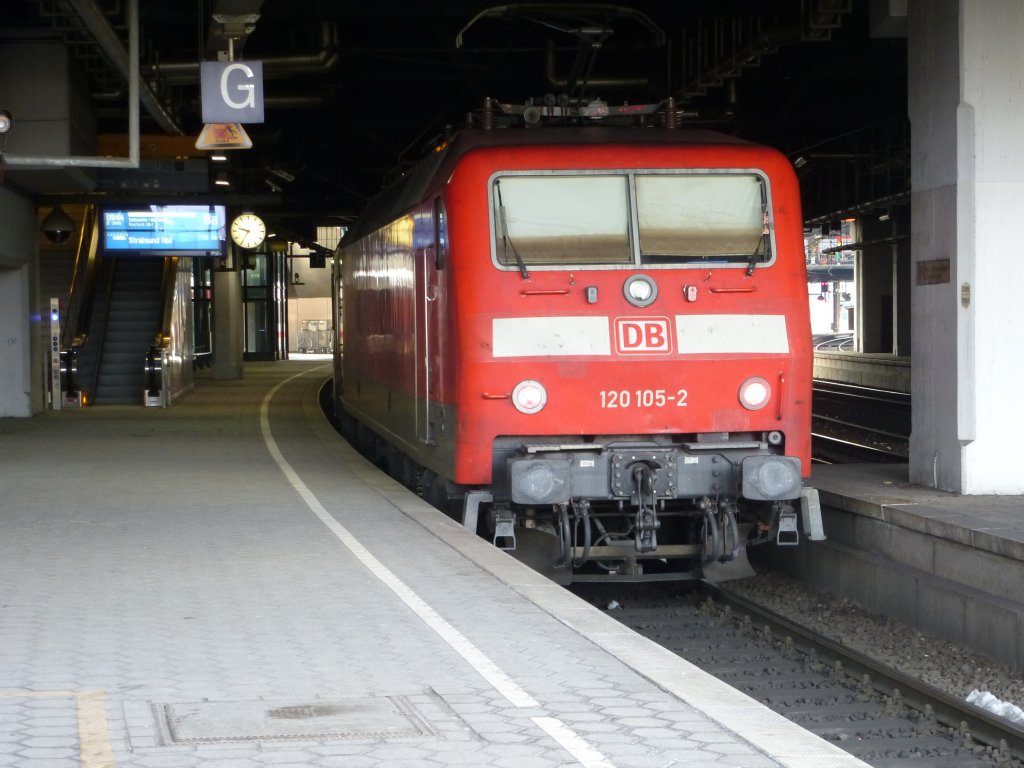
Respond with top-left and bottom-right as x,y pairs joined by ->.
153,256 -> 178,349
62,205 -> 102,350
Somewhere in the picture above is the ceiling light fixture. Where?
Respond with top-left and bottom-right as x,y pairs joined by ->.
0,109 -> 13,134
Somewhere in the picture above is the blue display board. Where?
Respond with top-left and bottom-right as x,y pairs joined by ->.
101,205 -> 226,255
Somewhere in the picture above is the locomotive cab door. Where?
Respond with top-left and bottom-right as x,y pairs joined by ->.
415,198 -> 447,445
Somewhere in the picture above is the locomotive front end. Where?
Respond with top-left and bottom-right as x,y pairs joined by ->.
454,138 -> 820,582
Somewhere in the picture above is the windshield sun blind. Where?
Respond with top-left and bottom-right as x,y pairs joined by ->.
491,170 -> 772,270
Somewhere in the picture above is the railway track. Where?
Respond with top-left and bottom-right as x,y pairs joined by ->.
572,581 -> 1024,767
812,380 -> 911,463
812,422 -> 908,463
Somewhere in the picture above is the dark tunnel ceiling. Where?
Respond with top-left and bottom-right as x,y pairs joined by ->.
4,1 -> 908,229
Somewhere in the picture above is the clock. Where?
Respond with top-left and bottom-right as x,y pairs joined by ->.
230,212 -> 266,249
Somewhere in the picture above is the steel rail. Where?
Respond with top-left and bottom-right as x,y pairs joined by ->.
813,379 -> 911,407
705,583 -> 1024,763
811,431 -> 907,462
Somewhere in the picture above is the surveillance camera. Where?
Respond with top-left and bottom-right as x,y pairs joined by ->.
40,205 -> 75,244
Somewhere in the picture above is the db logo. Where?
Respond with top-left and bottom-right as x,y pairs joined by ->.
614,317 -> 672,354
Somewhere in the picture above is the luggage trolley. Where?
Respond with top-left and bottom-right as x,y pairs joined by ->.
298,320 -> 332,353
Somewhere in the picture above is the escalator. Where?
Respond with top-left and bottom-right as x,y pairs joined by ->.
59,204 -> 198,407
81,257 -> 164,405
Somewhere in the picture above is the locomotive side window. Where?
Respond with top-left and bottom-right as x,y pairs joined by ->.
635,174 -> 769,265
492,175 -> 631,265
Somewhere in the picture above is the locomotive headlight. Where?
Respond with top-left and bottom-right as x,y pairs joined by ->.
512,379 -> 547,414
623,274 -> 658,307
741,456 -> 802,500
739,376 -> 771,410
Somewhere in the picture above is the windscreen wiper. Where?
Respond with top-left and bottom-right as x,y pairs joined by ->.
746,211 -> 771,277
495,180 -> 529,280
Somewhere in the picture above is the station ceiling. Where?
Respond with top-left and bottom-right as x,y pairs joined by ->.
2,1 -> 908,237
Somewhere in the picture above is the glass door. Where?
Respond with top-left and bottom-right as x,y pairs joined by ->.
191,257 -> 214,369
242,250 -> 288,360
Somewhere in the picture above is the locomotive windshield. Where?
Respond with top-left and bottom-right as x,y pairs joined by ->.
491,171 -> 772,270
494,175 -> 632,265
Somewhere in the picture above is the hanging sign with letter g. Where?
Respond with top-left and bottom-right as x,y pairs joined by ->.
200,61 -> 265,124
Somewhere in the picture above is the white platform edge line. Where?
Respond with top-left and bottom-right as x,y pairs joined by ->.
262,368 -> 619,768
293,367 -> 871,768
306,405 -> 874,766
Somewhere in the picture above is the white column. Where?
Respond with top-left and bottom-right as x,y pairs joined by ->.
0,188 -> 39,416
0,265 -> 35,416
212,267 -> 244,380
909,0 -> 1024,492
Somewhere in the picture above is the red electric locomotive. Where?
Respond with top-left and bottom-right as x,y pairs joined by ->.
332,101 -> 823,582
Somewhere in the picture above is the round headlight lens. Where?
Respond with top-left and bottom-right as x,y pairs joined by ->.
512,379 -> 547,414
739,377 -> 771,410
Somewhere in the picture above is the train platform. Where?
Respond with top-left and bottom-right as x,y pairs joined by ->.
794,463 -> 1024,671
0,361 -> 867,768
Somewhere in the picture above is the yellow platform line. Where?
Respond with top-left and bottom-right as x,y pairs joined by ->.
77,691 -> 115,768
0,690 -> 114,767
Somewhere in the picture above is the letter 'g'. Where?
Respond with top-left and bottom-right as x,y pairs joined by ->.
221,63 -> 255,109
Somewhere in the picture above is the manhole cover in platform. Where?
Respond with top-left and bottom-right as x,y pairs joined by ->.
161,697 -> 432,743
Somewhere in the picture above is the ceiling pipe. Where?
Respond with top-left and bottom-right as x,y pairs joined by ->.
149,22 -> 339,85
2,0 -> 142,170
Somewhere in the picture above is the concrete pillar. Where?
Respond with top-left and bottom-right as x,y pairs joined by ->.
0,265 -> 36,416
212,267 -> 244,380
908,0 -> 1024,492
857,217 -> 899,354
0,189 -> 40,416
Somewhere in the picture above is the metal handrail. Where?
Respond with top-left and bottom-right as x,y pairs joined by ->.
153,256 -> 178,349
62,205 -> 101,350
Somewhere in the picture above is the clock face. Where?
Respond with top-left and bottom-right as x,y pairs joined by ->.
230,213 -> 266,249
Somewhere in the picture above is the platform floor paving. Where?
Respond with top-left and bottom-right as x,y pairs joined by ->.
804,462 -> 1024,671
0,361 -> 868,768
810,462 -> 1024,560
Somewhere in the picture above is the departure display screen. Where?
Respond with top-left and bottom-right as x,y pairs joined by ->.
101,205 -> 227,256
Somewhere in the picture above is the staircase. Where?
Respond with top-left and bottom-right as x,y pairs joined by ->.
91,258 -> 164,405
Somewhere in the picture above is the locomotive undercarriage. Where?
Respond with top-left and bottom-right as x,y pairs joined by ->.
485,434 -> 815,583
329,389 -> 822,583
486,496 -> 792,583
